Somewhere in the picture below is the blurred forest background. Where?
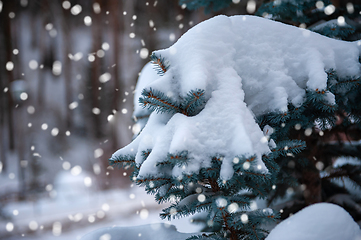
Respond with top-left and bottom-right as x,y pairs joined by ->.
2,0 -> 360,239
0,0 -> 251,239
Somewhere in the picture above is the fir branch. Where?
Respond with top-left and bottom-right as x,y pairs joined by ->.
155,183 -> 173,203
262,154 -> 280,174
182,89 -> 206,116
322,169 -> 348,181
227,194 -> 250,206
221,210 -> 237,240
140,88 -> 182,114
334,78 -> 361,89
232,155 -> 257,172
246,156 -> 256,162
158,185 -> 188,203
155,160 -> 172,167
305,90 -> 337,113
179,0 -> 233,12
243,171 -> 268,178
109,155 -> 135,168
310,20 -> 355,39
208,177 -> 221,193
187,233 -> 224,240
266,111 -> 291,125
137,177 -> 173,187
168,150 -> 189,167
269,140 -> 306,159
150,53 -> 170,76
323,164 -> 361,187
141,149 -> 151,160
160,196 -> 213,220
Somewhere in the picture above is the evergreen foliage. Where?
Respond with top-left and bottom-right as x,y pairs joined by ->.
179,0 -> 361,40
254,1 -> 361,222
179,0 -> 233,12
257,71 -> 361,217
111,2 -> 361,239
110,54 -> 279,240
150,53 -> 170,76
139,87 -> 206,116
176,0 -> 361,224
256,0 -> 361,40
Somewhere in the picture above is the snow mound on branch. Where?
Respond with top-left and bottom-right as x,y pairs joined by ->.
132,62 -> 159,136
266,203 -> 361,240
112,15 -> 361,180
158,15 -> 360,114
133,62 -> 158,119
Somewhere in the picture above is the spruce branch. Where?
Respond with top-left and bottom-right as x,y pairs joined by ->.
109,154 -> 136,168
139,88 -> 182,114
305,90 -> 337,113
322,164 -> 361,189
269,140 -> 306,159
150,53 -> 170,76
137,177 -> 173,187
182,89 -> 206,116
187,233 -> 224,240
160,196 -> 213,220
168,150 -> 189,167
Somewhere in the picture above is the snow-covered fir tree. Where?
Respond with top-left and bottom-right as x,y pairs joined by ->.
110,13 -> 361,239
255,0 -> 361,221
177,0 -> 361,222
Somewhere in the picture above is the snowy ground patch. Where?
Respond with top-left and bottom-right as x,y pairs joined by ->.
266,203 -> 361,240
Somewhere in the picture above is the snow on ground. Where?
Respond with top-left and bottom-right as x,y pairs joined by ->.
80,202 -> 361,240
0,180 -> 202,240
0,11 -> 200,240
266,203 -> 361,240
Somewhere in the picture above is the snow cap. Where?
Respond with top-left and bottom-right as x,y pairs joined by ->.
113,15 -> 361,180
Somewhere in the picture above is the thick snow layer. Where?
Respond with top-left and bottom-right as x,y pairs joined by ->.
133,62 -> 159,119
131,62 -> 160,137
266,203 -> 361,240
112,15 -> 361,180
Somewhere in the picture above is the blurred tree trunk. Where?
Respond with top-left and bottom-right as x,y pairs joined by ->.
60,0 -> 73,131
14,106 -> 27,200
2,1 -> 15,152
0,90 -> 5,171
37,0 -> 50,109
0,2 -> 6,173
109,0 -> 124,150
0,25 -> 6,173
1,1 -> 26,198
91,0 -> 103,138
0,127 -> 5,173
29,0 -> 39,49
14,5 -> 27,201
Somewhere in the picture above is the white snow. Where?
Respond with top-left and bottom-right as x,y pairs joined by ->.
112,15 -> 361,181
81,202 -> 361,240
133,62 -> 159,120
1,174 -> 202,240
81,223 -> 193,240
266,203 -> 361,240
